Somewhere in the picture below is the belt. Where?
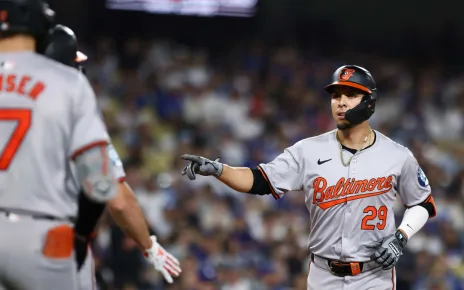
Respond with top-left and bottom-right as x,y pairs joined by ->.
0,208 -> 76,223
311,253 -> 378,277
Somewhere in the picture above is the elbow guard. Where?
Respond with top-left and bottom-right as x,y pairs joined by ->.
75,145 -> 117,203
248,168 -> 272,195
75,190 -> 106,238
416,194 -> 437,218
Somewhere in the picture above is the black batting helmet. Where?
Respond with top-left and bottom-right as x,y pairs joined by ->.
41,24 -> 87,70
0,0 -> 54,41
325,65 -> 377,125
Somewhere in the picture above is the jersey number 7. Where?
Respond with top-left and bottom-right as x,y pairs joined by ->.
0,109 -> 32,170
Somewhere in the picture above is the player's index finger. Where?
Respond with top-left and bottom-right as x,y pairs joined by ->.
181,154 -> 201,162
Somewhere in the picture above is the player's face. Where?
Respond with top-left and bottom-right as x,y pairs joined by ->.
331,87 -> 365,130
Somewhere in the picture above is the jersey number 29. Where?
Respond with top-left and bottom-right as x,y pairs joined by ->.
0,109 -> 32,170
361,205 -> 387,230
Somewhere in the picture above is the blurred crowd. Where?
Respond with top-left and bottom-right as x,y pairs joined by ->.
80,37 -> 464,290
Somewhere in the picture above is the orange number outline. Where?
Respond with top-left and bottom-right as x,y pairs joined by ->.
0,109 -> 32,170
361,205 -> 388,230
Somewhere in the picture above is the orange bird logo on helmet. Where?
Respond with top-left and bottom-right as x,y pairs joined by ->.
339,68 -> 355,81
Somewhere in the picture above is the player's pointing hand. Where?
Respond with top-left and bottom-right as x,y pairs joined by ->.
181,154 -> 223,180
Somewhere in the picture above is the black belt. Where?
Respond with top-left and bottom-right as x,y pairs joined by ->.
311,253 -> 364,277
0,208 -> 76,223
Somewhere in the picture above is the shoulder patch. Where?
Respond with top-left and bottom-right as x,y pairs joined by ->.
107,144 -> 123,167
417,167 -> 429,187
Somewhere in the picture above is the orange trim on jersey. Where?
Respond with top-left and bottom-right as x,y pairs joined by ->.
326,81 -> 372,94
257,165 -> 280,199
71,140 -> 108,160
118,176 -> 126,183
317,189 -> 390,210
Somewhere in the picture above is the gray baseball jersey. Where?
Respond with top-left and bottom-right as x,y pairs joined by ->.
0,51 -> 112,218
259,129 -> 431,262
0,51 -> 114,290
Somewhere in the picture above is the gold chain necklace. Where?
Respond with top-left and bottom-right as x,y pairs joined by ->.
336,127 -> 372,167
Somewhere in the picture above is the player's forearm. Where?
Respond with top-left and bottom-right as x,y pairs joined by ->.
397,205 -> 429,240
108,182 -> 152,250
218,165 -> 254,193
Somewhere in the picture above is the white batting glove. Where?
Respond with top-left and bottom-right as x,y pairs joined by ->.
144,235 -> 182,283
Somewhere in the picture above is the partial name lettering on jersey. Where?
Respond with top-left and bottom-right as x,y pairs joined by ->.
0,73 -> 46,100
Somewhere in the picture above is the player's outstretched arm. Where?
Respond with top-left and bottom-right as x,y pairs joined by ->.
181,154 -> 273,196
218,165 -> 254,193
107,181 -> 152,249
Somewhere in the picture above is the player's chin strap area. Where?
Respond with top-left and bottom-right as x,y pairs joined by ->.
344,94 -> 375,125
310,253 -> 379,277
0,207 -> 76,223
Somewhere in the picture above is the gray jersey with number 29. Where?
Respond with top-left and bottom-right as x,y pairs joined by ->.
259,130 -> 431,261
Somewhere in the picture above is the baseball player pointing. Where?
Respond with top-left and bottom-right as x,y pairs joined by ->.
181,65 -> 437,289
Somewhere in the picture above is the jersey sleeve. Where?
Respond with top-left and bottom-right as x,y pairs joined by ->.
258,142 -> 304,199
398,149 -> 432,207
107,143 -> 126,182
69,74 -> 110,160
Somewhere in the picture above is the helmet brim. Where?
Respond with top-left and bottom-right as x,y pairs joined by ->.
75,51 -> 87,63
325,81 -> 372,94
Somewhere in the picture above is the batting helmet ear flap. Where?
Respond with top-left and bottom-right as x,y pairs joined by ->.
344,91 -> 376,124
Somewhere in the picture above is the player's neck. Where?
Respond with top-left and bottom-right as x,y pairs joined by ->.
0,35 -> 36,53
337,122 -> 372,149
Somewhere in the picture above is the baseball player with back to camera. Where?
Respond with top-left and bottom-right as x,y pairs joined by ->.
0,1 -> 179,289
38,24 -> 181,289
181,65 -> 437,289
